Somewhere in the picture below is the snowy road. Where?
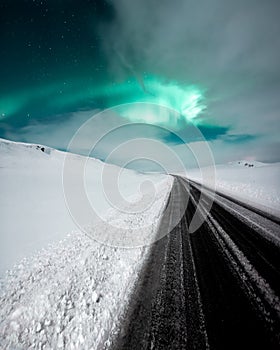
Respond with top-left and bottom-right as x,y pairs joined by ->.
113,176 -> 280,350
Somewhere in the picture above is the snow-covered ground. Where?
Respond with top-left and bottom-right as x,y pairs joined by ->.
0,138 -> 171,274
2,137 -> 279,349
0,138 -> 172,349
187,160 -> 280,217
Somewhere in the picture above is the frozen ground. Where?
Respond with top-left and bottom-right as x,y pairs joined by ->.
0,138 -> 172,349
187,160 -> 280,217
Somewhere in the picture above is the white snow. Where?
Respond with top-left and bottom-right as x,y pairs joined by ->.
187,160 -> 280,217
0,138 -> 173,349
0,232 -> 157,349
0,138 -> 171,274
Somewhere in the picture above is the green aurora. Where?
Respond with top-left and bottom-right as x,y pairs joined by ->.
1,0 -> 272,163
0,75 -> 206,130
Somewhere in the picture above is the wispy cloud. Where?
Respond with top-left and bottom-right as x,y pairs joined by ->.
99,0 -> 280,163
3,0 -> 280,167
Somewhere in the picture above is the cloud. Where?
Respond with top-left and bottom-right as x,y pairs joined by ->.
4,110 -> 99,152
3,103 -> 279,171
103,0 -> 280,84
3,0 -> 280,167
164,125 -> 230,145
99,0 -> 280,162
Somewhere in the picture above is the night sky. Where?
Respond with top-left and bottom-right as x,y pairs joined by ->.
1,0 -> 280,168
0,1 -> 114,122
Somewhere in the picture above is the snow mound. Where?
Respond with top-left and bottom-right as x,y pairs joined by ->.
0,138 -> 173,349
0,138 -> 170,275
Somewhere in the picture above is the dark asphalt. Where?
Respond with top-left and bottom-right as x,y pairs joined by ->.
112,176 -> 280,350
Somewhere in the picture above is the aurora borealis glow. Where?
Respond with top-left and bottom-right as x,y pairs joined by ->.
1,0 -> 280,165
0,74 -> 205,129
100,76 -> 206,127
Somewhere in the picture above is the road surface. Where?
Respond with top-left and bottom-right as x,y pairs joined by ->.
113,176 -> 280,350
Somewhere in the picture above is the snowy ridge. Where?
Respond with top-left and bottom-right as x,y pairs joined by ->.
0,137 -> 54,157
0,138 -> 170,274
0,138 -> 173,349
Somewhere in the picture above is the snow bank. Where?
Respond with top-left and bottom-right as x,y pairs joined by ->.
187,160 -> 280,217
0,138 -> 170,274
0,138 -> 173,349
